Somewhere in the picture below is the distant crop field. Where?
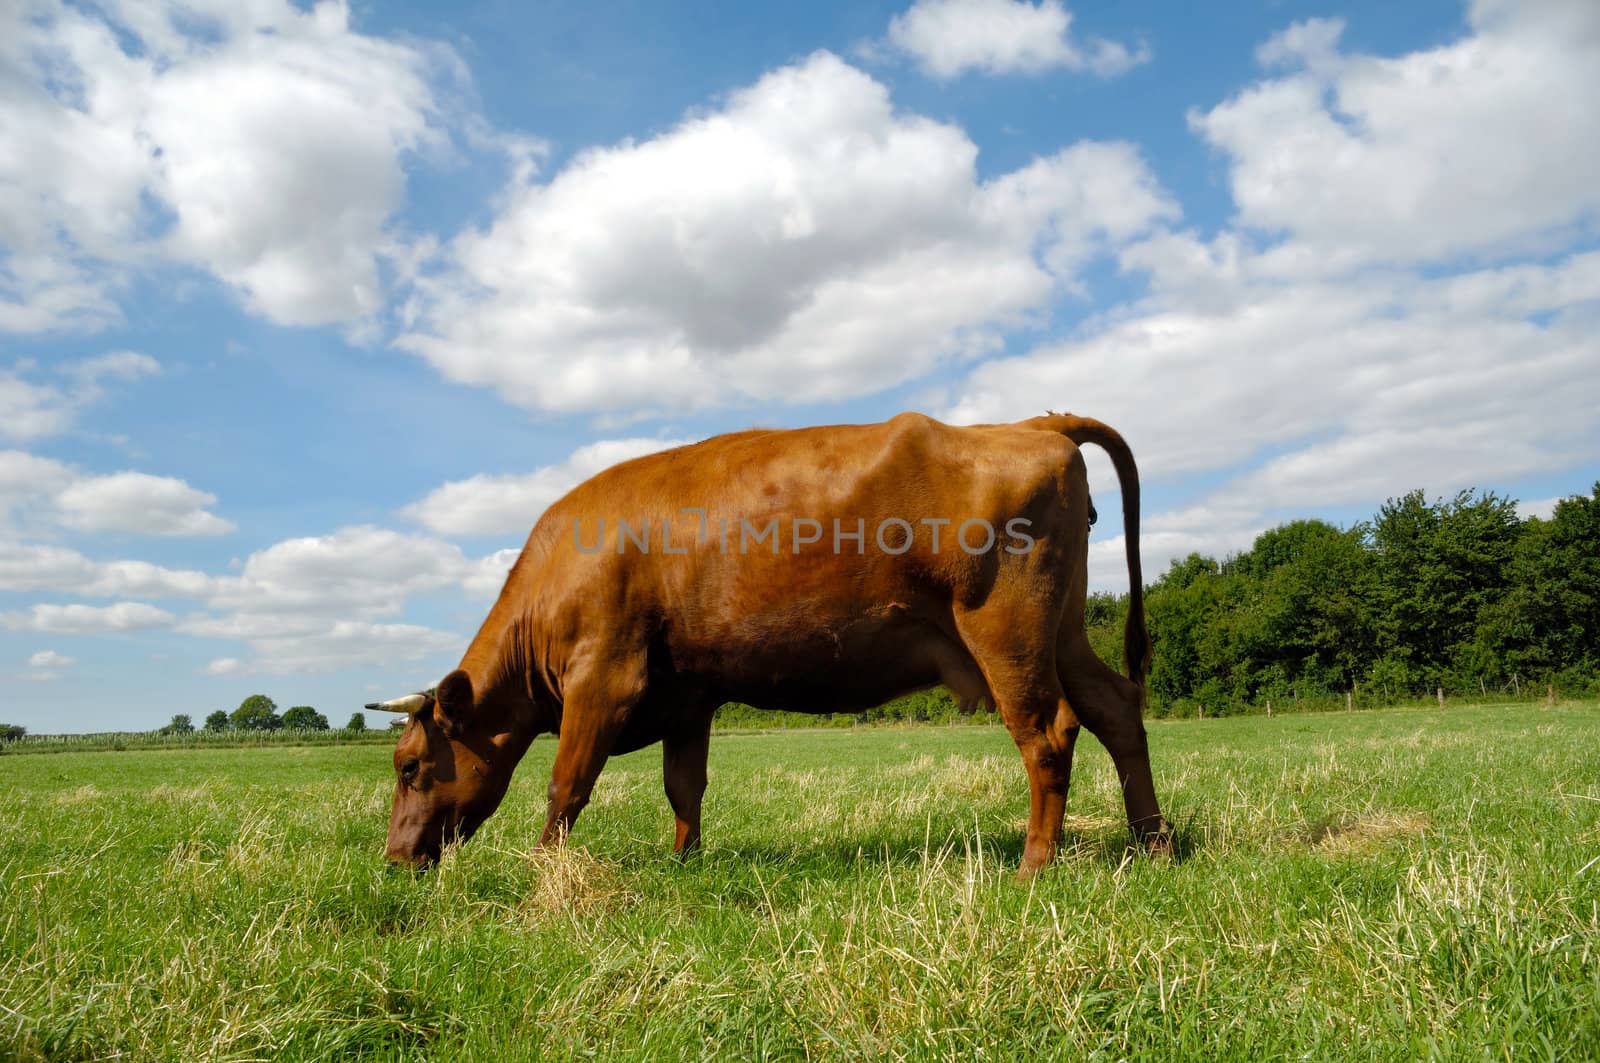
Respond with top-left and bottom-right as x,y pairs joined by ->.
3,704 -> 1598,1061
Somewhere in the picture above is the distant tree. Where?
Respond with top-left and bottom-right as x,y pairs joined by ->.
231,694 -> 282,731
1477,483 -> 1600,686
1368,489 -> 1520,690
1084,590 -> 1129,674
344,712 -> 368,732
1234,520 -> 1376,695
281,705 -> 329,731
1145,553 -> 1232,709
203,710 -> 230,732
388,717 -> 407,731
163,714 -> 194,735
0,723 -> 25,741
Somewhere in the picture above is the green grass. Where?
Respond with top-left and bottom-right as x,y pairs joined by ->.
2,703 -> 1598,1061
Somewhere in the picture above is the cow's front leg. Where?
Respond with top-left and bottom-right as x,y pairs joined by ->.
537,668 -> 642,848
662,715 -> 711,855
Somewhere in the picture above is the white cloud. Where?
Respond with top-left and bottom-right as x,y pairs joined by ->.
0,541 -> 215,598
0,371 -> 73,441
1191,2 -> 1600,267
28,649 -> 74,668
4,602 -> 177,633
70,350 -> 160,400
0,0 -> 450,332
887,0 -> 1147,79
1517,497 -> 1561,521
55,471 -> 235,536
204,657 -> 241,676
401,52 -> 1175,417
240,620 -> 461,675
404,437 -> 693,536
0,434 -> 232,541
0,353 -> 157,442
464,548 -> 520,599
203,525 -> 471,620
178,524 -> 512,674
0,357 -> 226,538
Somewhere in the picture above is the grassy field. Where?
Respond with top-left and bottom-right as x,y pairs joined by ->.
2,703 -> 1597,1061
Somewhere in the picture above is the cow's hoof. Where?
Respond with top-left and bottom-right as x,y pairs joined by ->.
1141,829 -> 1176,861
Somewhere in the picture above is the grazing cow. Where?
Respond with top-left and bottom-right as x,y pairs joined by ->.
372,412 -> 1169,874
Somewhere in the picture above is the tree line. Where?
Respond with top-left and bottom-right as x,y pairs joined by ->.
1082,484 -> 1600,716
166,695 -> 368,735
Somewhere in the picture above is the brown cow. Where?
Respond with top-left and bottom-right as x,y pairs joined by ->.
371,411 -> 1169,874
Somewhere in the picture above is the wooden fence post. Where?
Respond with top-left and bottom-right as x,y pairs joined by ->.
1346,691 -> 1352,712
1266,699 -> 1272,718
1546,683 -> 1556,707
1437,687 -> 1445,707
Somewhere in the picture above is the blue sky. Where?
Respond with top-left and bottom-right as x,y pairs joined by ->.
2,0 -> 1596,733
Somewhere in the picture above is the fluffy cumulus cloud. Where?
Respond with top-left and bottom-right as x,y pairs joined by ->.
56,472 -> 234,536
179,525 -> 512,674
0,541 -> 215,598
0,513 -> 515,674
0,450 -> 231,537
20,647 -> 73,681
887,0 -> 1147,79
404,437 -> 693,537
28,649 -> 73,668
402,52 -> 1175,416
3,602 -> 177,634
1191,1 -> 1600,266
0,0 -> 447,332
947,0 -> 1600,588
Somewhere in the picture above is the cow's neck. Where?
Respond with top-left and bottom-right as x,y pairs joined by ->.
454,587 -> 557,745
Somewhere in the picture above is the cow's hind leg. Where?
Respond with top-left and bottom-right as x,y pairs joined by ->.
1057,634 -> 1171,853
662,710 -> 712,855
956,608 -> 1078,876
537,659 -> 645,848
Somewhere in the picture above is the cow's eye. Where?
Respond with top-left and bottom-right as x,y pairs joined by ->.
400,757 -> 420,781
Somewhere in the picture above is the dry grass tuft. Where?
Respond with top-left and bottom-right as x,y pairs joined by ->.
55,784 -> 102,805
1308,811 -> 1430,853
516,846 -> 633,923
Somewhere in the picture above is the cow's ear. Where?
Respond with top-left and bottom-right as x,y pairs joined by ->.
435,670 -> 474,736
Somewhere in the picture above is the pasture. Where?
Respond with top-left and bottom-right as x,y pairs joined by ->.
3,703 -> 1598,1061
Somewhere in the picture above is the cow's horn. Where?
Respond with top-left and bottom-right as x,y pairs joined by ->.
364,692 -> 429,713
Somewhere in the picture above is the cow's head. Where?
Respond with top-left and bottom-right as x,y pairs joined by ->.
371,670 -> 516,867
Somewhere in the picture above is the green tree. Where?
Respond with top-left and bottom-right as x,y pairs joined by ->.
162,714 -> 194,735
231,695 -> 281,731
1233,520 -> 1377,696
344,712 -> 368,732
1477,483 -> 1600,687
281,706 -> 329,731
1145,553 -> 1237,711
203,710 -> 230,732
1084,590 -> 1128,674
1368,489 -> 1520,691
0,723 -> 25,741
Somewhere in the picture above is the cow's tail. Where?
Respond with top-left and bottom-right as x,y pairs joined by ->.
1035,412 -> 1151,687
